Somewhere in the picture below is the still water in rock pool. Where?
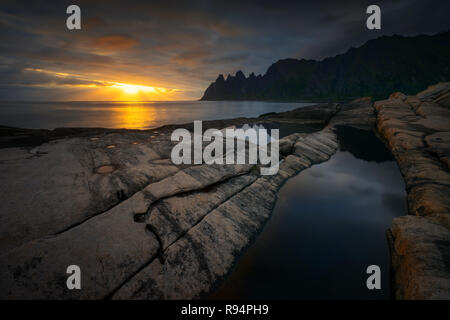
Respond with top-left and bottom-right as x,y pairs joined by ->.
211,127 -> 407,299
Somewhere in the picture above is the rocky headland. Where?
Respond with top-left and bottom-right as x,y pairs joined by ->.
0,83 -> 449,299
201,32 -> 450,101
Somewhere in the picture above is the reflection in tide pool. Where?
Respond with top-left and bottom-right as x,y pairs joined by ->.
211,128 -> 407,299
0,101 -> 312,130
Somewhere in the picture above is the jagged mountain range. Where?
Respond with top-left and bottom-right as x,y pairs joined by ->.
201,31 -> 450,101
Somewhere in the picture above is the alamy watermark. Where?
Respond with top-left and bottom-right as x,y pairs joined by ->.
170,121 -> 279,175
66,5 -> 381,31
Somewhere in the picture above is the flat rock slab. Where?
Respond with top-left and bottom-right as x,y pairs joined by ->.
0,133 -> 180,253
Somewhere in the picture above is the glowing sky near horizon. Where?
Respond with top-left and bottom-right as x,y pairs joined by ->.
22,68 -> 180,101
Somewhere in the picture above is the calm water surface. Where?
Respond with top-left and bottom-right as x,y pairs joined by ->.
0,101 -> 312,130
211,128 -> 407,299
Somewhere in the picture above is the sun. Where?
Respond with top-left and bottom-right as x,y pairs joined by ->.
122,85 -> 139,94
108,82 -> 175,100
113,83 -> 157,95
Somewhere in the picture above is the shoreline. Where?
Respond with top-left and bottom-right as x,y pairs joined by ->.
0,83 -> 448,299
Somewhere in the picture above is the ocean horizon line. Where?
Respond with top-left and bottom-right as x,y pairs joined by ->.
0,100 -> 201,104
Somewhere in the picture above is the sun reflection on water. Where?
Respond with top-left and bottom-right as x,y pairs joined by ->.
112,103 -> 159,129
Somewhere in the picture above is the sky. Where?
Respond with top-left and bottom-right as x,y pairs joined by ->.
0,0 -> 449,101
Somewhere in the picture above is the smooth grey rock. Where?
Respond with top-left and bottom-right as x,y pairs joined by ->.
112,129 -> 338,299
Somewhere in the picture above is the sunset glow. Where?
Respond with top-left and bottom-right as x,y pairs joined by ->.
24,68 -> 180,101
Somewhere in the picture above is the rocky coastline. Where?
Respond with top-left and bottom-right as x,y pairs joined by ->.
375,83 -> 450,299
0,83 -> 449,299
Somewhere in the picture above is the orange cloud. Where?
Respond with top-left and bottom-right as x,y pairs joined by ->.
92,35 -> 137,51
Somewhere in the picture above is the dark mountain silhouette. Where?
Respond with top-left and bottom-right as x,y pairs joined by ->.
201,31 -> 450,101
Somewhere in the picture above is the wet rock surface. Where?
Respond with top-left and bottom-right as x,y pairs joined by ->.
0,84 -> 448,299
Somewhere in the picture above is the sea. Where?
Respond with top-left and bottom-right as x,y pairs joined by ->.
0,100 -> 313,130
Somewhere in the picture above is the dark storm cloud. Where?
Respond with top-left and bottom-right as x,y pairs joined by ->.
0,66 -> 111,87
0,0 -> 449,100
204,54 -> 249,65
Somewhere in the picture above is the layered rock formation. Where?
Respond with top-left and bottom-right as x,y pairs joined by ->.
0,102 -> 342,299
375,83 -> 450,299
